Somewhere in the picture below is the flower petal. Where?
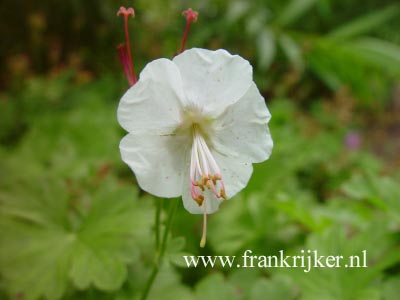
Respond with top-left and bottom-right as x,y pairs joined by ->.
120,132 -> 190,198
181,151 -> 253,214
214,151 -> 254,198
173,48 -> 253,116
211,83 -> 273,163
117,58 -> 185,135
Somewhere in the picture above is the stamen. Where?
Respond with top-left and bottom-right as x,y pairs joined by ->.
117,7 -> 137,85
193,136 -> 203,176
190,184 -> 204,206
198,137 -> 221,175
189,125 -> 227,205
197,142 -> 209,176
200,199 -> 207,248
180,8 -> 199,54
206,180 -> 222,199
220,188 -> 227,200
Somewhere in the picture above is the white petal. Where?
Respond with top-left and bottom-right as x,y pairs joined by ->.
120,132 -> 190,198
117,58 -> 185,135
173,48 -> 253,116
181,151 -> 253,214
214,151 -> 254,198
211,83 -> 273,163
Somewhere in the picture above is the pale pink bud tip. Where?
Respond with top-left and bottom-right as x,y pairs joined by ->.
117,6 -> 135,18
182,8 -> 198,22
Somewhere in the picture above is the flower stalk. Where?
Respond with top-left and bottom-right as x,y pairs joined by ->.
141,198 -> 179,300
154,198 -> 163,249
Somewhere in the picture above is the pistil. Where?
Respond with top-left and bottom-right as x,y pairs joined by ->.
180,8 -> 199,54
117,7 -> 137,86
200,201 -> 207,248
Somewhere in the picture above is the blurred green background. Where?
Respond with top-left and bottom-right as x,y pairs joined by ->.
1,0 -> 400,299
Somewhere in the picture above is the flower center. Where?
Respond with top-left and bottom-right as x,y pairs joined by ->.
190,125 -> 227,206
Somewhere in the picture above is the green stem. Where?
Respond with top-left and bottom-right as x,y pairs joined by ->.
155,198 -> 163,250
140,198 -> 179,300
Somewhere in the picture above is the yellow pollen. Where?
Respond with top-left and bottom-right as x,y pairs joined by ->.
220,188 -> 228,200
194,195 -> 204,206
205,181 -> 212,189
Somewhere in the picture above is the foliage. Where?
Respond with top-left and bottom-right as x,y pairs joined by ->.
2,0 -> 400,106
0,0 -> 400,299
0,70 -> 399,299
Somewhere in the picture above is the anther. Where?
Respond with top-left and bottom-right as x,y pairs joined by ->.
220,188 -> 228,200
202,175 -> 208,186
194,195 -> 204,206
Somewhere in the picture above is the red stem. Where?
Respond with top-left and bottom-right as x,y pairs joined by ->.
123,15 -> 137,84
117,44 -> 135,86
179,9 -> 198,54
180,19 -> 192,53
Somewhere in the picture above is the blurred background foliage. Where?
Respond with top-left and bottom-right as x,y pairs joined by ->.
0,0 -> 400,300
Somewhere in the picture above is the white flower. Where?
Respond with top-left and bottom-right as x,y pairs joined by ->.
118,48 -> 273,216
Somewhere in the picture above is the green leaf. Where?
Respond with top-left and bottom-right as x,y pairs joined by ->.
229,268 -> 261,295
226,0 -> 251,22
306,39 -> 389,97
147,266 -> 195,300
348,38 -> 400,73
194,273 -> 240,300
275,0 -> 318,27
383,277 -> 400,300
342,172 -> 400,223
167,237 -> 195,268
69,243 -> 127,290
257,28 -> 276,71
279,34 -> 304,70
281,224 -> 400,300
0,177 -> 152,300
328,5 -> 400,40
249,276 -> 297,300
306,43 -> 344,90
0,77 -> 122,186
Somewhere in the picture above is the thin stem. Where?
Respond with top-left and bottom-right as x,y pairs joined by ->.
117,7 -> 137,85
155,198 -> 163,250
141,198 -> 179,300
180,20 -> 192,53
179,9 -> 198,54
140,264 -> 159,300
117,43 -> 135,86
122,15 -> 137,84
200,199 -> 207,248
